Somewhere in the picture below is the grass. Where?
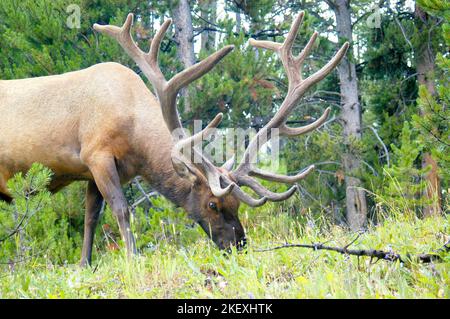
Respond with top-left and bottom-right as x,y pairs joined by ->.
0,200 -> 448,299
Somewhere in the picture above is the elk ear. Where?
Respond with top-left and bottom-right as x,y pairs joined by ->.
172,157 -> 205,184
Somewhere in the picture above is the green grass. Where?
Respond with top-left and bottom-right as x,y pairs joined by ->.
1,202 -> 448,299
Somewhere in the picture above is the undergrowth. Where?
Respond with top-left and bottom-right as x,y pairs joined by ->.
0,164 -> 448,298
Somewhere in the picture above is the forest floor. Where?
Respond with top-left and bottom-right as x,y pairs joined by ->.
0,203 -> 448,299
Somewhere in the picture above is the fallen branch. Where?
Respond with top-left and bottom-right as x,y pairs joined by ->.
255,238 -> 450,264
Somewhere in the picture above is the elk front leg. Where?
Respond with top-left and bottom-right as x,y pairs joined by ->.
80,181 -> 104,267
0,172 -> 12,203
84,153 -> 137,257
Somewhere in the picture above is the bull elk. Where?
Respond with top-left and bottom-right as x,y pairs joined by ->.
0,11 -> 348,266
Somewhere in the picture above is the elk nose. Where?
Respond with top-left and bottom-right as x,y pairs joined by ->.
236,237 -> 247,250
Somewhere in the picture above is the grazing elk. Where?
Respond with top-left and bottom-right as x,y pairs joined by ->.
0,11 -> 348,266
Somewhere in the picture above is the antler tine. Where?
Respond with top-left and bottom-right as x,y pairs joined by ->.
225,11 -> 348,206
94,13 -> 167,100
230,185 -> 268,207
168,45 -> 235,96
162,46 -> 234,132
238,176 -> 298,202
172,113 -> 237,197
250,165 -> 315,183
94,13 -> 179,130
94,14 -> 144,65
282,11 -> 305,54
250,12 -> 305,55
249,39 -> 282,52
280,107 -> 331,137
297,31 -> 318,65
221,155 -> 236,171
147,19 -> 172,69
94,13 -> 234,133
93,13 -> 131,37
172,113 -> 224,154
302,42 -> 349,89
95,13 -> 238,197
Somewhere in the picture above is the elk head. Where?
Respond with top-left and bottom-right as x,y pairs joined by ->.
94,12 -> 348,251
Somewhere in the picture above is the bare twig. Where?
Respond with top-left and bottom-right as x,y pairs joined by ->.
343,231 -> 363,251
388,7 -> 414,52
366,126 -> 390,167
0,211 -> 28,243
133,177 -> 155,207
0,194 -> 46,243
131,191 -> 159,209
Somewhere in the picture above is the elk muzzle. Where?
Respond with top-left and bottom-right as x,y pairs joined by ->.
198,219 -> 247,252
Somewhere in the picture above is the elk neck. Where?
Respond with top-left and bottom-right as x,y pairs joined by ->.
132,116 -> 194,210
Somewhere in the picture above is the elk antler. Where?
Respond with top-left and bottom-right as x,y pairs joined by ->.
94,13 -> 235,197
224,11 -> 349,206
94,12 -> 348,207
93,13 -> 234,133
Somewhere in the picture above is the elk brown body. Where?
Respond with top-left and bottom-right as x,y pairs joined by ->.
0,11 -> 348,266
0,63 -> 241,261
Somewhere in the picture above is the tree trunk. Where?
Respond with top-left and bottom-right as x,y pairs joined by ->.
171,0 -> 195,114
236,7 -> 241,33
199,0 -> 217,51
332,0 -> 368,230
414,4 -> 441,217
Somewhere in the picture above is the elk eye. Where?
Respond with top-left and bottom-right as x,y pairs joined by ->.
208,202 -> 218,211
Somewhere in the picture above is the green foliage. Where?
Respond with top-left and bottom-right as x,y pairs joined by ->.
413,85 -> 449,181
411,1 -> 450,193
189,32 -> 279,128
0,164 -> 206,265
0,0 -> 157,79
0,163 -> 216,265
2,166 -> 448,298
228,0 -> 276,27
0,164 -> 82,265
1,195 -> 448,298
101,196 -> 205,254
359,0 -> 448,217
379,122 -> 427,213
0,0 -> 448,298
360,10 -> 417,150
